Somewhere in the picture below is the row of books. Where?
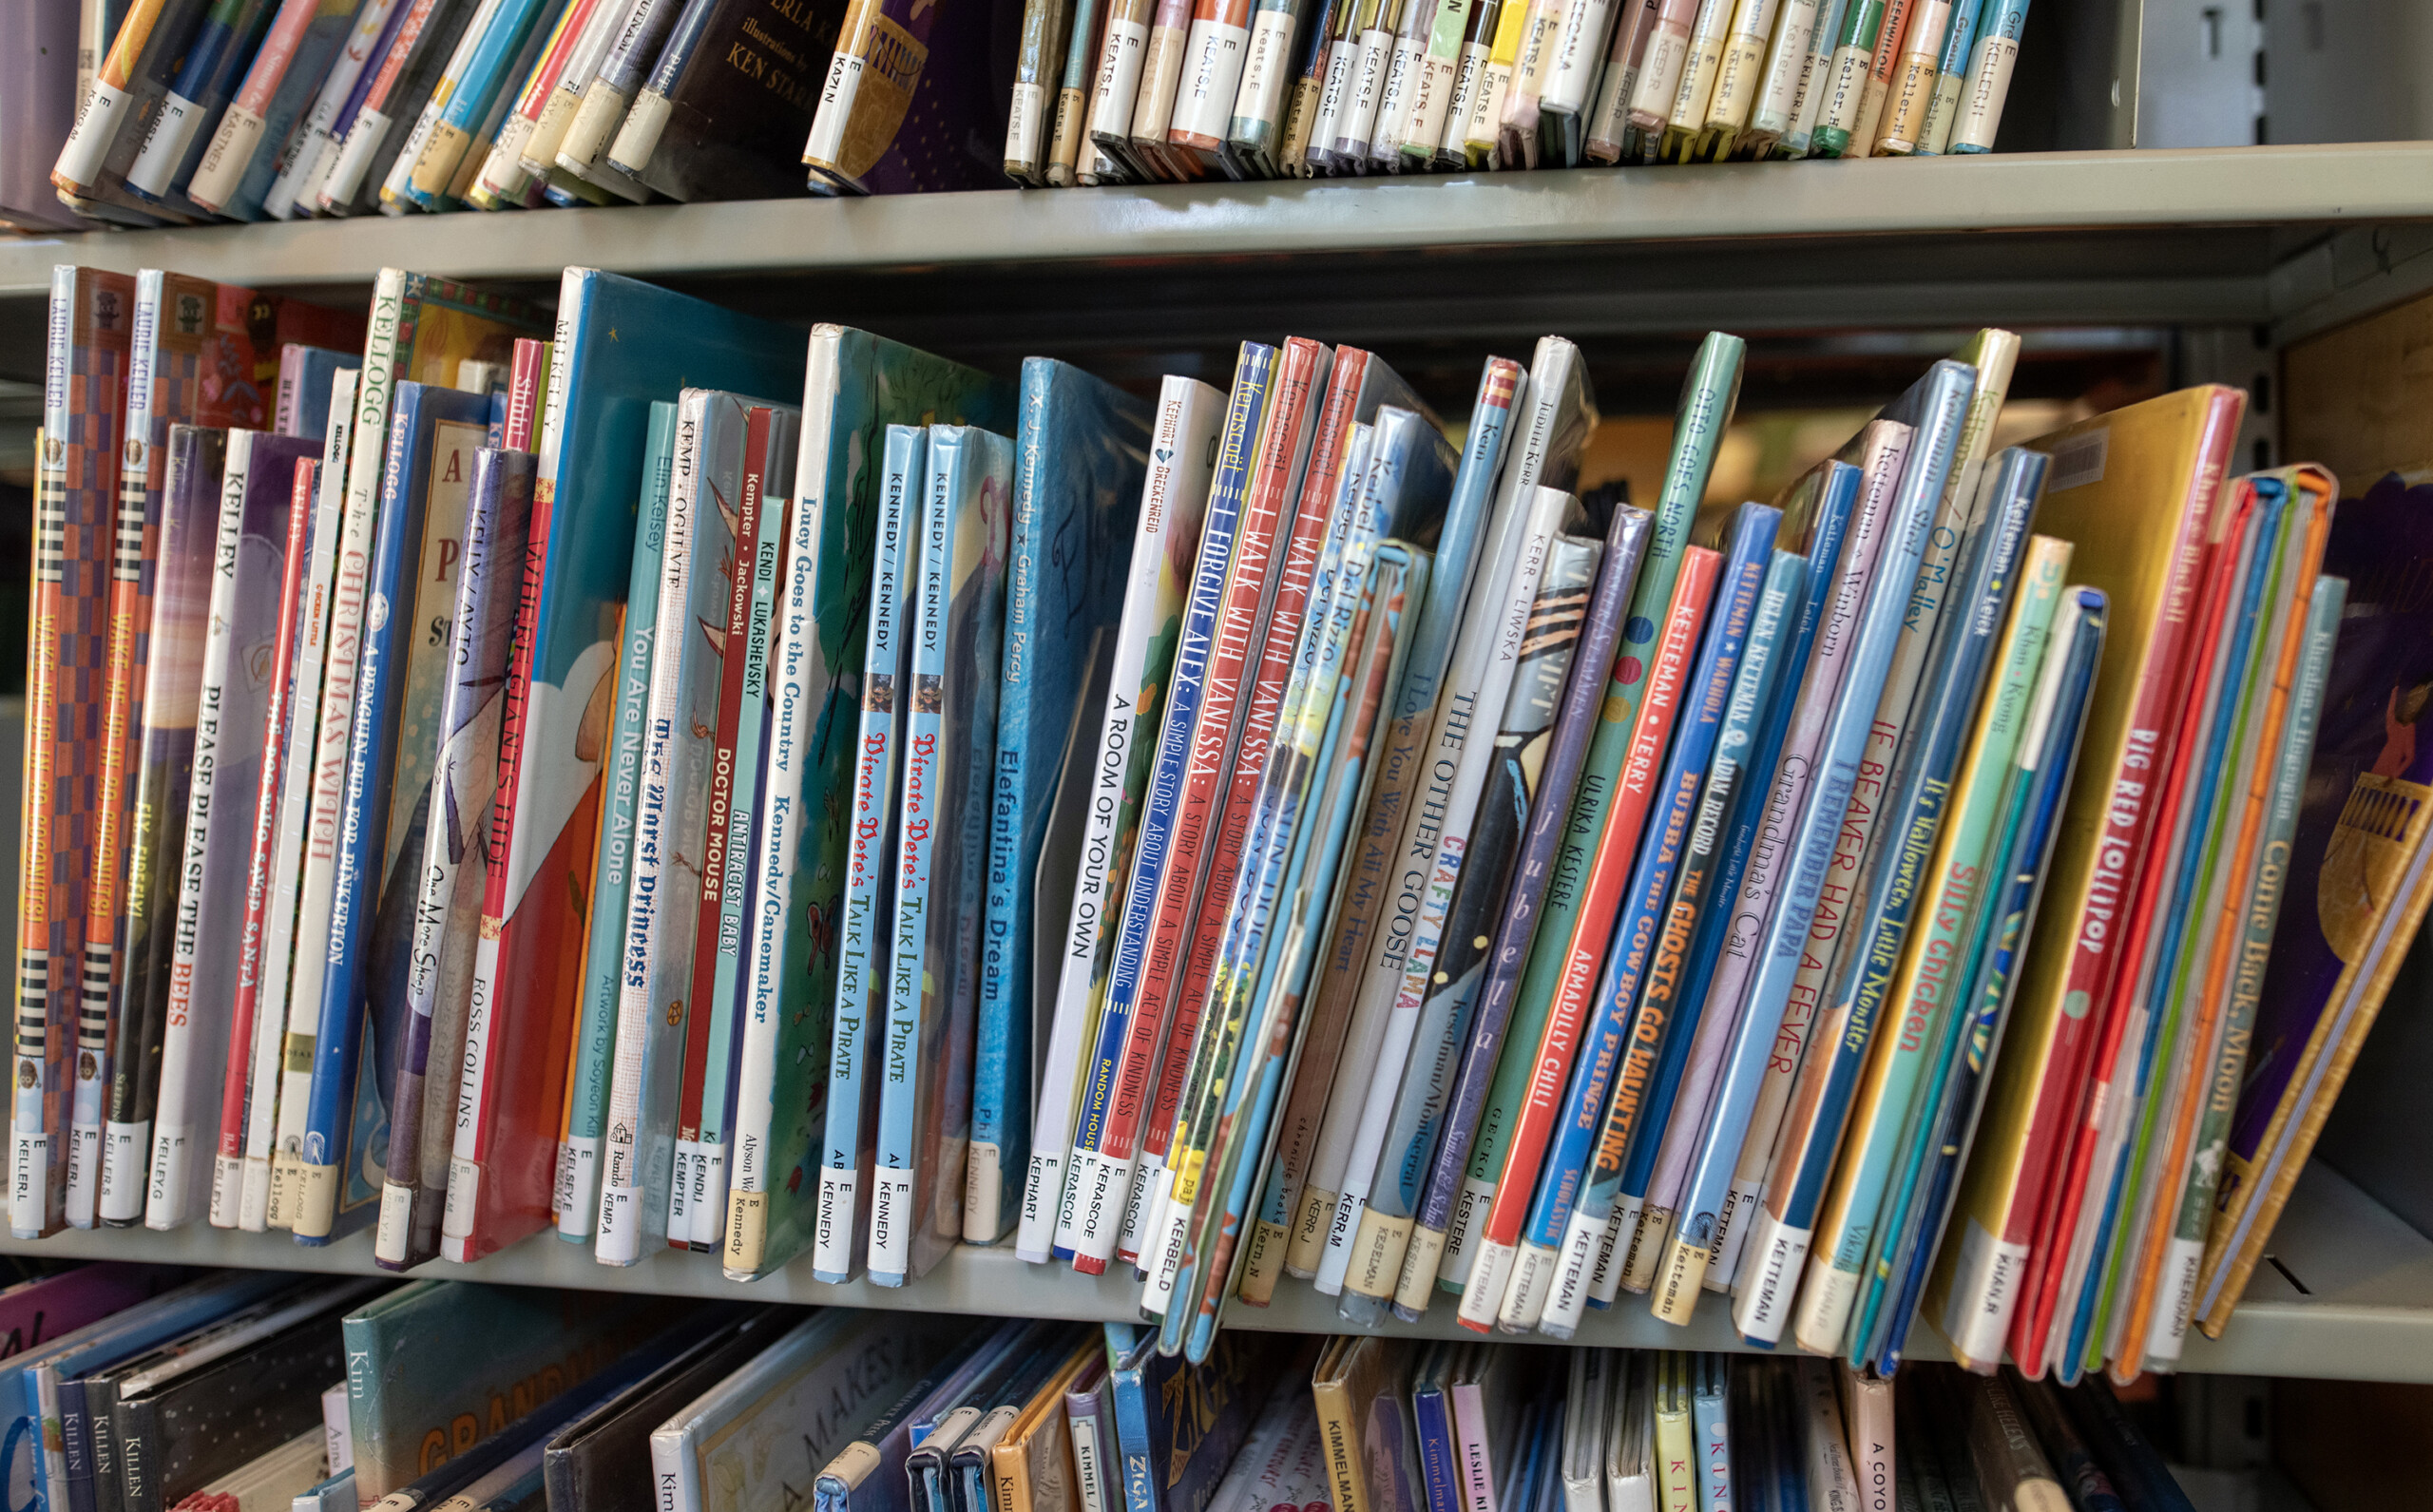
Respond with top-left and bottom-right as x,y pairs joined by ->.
19,260 -> 2427,1387
0,1258 -> 2206,1512
7,0 -> 2033,232
1000,0 -> 2032,184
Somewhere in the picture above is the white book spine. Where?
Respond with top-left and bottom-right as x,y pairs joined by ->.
233,373 -> 354,1231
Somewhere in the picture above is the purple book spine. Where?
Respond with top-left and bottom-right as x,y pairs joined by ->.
1406,504 -> 1655,1246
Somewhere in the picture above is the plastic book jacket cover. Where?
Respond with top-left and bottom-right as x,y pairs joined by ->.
726,327 -> 1010,1280
805,0 -> 1018,192
451,269 -> 797,1261
971,359 -> 1152,1240
633,0 -> 854,201
1105,1324 -> 1279,1512
2205,471 -> 2432,1311
341,1279 -> 676,1502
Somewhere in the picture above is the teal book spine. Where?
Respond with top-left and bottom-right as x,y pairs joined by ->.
557,400 -> 680,1243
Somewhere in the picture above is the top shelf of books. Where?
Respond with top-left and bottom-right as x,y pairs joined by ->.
5,144 -> 2431,333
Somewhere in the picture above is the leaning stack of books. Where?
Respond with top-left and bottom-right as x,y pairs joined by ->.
10,0 -> 2039,231
0,1260 -> 2209,1511
18,261 -> 2415,1388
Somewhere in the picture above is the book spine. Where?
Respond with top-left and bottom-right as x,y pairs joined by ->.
1013,381 -> 1216,1265
211,458 -> 314,1228
557,409 -> 673,1242
1524,526 -> 1775,1337
1395,508 -> 1649,1316
668,404 -> 773,1246
234,376 -> 353,1230
12,433 -> 66,1238
1309,1373 -> 1368,1512
1454,546 -> 1720,1331
1049,350 -> 1270,1270
1947,390 -> 2240,1363
1344,526 -> 1611,1318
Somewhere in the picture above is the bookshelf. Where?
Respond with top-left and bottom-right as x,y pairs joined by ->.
7,140 -> 2433,1390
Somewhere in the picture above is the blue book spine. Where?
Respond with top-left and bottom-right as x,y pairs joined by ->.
1522,512 -> 1778,1336
1104,1327 -> 1159,1512
817,426 -> 920,1282
1056,346 -> 1274,1251
395,0 -> 552,208
1648,365 -> 1975,1325
123,0 -> 275,202
298,382 -> 447,1246
643,0 -> 722,100
1501,526 -> 1770,1326
865,427 -> 936,1284
1603,534 -> 1802,1238
561,402 -> 680,1241
1415,1379 -> 1461,1512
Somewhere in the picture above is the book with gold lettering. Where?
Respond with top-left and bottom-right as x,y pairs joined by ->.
801,0 -> 1010,192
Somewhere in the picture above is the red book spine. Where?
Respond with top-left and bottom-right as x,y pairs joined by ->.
1994,390 -> 2247,1305
1087,340 -> 1322,1272
217,459 -> 316,1164
1466,547 -> 1722,1276
448,477 -> 558,1260
671,405 -> 771,1246
504,339 -> 547,451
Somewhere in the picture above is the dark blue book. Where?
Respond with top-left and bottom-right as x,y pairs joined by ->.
1106,1324 -> 1277,1512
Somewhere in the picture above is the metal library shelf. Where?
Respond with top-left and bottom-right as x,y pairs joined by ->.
0,1161 -> 2427,1381
0,144 -> 2429,374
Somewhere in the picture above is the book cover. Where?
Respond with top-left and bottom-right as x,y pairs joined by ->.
1925,385 -> 2245,1369
374,443 -> 537,1271
341,1280 -> 676,1503
868,423 -> 1012,1285
1015,374 -> 1222,1267
139,430 -> 318,1231
540,1308 -> 792,1512
722,325 -> 1009,1282
288,382 -> 491,1245
621,0 -> 852,200
1106,1325 -> 1278,1512
558,403 -> 680,1245
111,1302 -> 351,1512
801,0 -> 1009,193
648,1308 -> 968,1512
971,359 -> 1152,1244
21,268 -> 135,1239
0,0 -> 79,231
276,344 -> 363,441
447,271 -> 790,1265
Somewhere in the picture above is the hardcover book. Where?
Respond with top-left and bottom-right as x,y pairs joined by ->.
802,0 -> 1012,193
623,0 -> 853,201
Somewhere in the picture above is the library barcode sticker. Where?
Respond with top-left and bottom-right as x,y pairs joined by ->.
2047,427 -> 2110,492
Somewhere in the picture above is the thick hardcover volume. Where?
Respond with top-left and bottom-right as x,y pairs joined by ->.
373,446 -> 538,1271
1925,386 -> 2244,1369
557,402 -> 679,1244
969,362 -> 1154,1244
869,425 -> 1014,1286
21,270 -> 132,1238
1286,349 -> 1560,1284
96,428 -> 222,1243
1038,343 -> 1272,1272
444,271 -> 782,1264
1012,373 -> 1215,1270
2197,476 -> 2426,1337
1346,521 -> 1620,1323
1125,337 -> 1345,1284
621,0 -> 851,201
593,389 -> 751,1266
141,430 -> 318,1231
804,0 -> 1005,192
723,327 -> 1008,1282
817,426 -> 925,1284
1017,374 -> 1226,1266
293,382 -> 493,1245
669,404 -> 795,1248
